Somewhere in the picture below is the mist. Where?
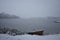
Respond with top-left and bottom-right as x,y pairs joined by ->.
0,0 -> 60,18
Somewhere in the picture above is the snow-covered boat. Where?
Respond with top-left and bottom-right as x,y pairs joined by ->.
54,21 -> 60,23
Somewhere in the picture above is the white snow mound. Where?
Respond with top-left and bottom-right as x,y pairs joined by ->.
0,34 -> 60,40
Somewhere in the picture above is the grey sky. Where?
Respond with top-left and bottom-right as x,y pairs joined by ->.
0,0 -> 60,18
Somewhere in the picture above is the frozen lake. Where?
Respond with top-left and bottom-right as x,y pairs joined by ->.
0,18 -> 60,34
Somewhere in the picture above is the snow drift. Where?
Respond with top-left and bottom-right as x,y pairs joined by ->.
0,34 -> 60,40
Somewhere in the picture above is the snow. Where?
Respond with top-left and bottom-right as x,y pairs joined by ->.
0,34 -> 60,40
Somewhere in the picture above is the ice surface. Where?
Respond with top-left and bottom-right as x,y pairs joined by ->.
0,34 -> 60,40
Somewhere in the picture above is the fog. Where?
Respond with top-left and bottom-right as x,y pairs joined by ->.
0,0 -> 60,35
0,0 -> 60,18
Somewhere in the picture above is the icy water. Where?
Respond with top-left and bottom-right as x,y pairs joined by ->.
0,18 -> 60,35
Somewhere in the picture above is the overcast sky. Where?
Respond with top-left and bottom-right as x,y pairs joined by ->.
0,0 -> 60,18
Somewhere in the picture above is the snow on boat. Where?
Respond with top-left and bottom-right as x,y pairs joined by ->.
54,21 -> 60,23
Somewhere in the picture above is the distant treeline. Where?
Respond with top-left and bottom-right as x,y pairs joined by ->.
0,12 -> 19,19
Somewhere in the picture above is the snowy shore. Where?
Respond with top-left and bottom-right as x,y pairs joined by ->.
0,34 -> 60,40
